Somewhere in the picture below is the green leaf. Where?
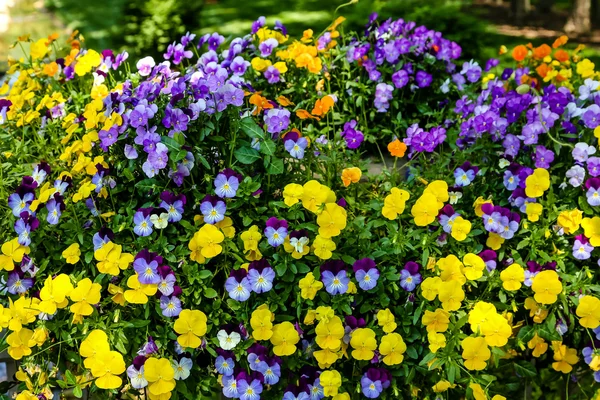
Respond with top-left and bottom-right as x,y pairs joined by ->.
234,147 -> 261,165
65,370 -> 77,385
198,270 -> 212,279
239,117 -> 266,140
447,362 -> 456,384
204,288 -> 218,298
135,179 -> 159,191
73,386 -> 83,398
406,346 -> 418,359
162,136 -> 182,152
267,158 -> 284,175
172,149 -> 188,163
260,140 -> 276,156
513,361 -> 537,378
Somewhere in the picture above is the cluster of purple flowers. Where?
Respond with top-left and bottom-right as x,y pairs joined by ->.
6,255 -> 36,295
361,367 -> 392,398
403,123 -> 447,155
220,343 -> 286,399
340,119 -> 364,149
281,366 -> 326,400
8,163 -> 71,247
265,109 -> 291,135
225,260 -> 275,301
344,13 -> 462,113
481,203 -> 520,240
132,249 -> 182,317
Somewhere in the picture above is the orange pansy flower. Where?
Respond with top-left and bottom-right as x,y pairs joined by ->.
512,45 -> 528,62
388,139 -> 407,158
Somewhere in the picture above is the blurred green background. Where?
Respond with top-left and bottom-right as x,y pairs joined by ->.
1,0 -> 600,71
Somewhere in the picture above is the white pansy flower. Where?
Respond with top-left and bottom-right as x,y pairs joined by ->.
172,357 -> 193,380
150,213 -> 169,229
217,329 -> 241,350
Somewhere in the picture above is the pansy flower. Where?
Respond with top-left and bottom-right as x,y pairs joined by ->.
46,195 -> 65,225
137,337 -> 159,356
284,230 -> 310,259
438,204 -> 458,234
264,108 -> 291,135
453,162 -> 478,187
93,228 -> 114,251
200,195 -> 227,224
160,295 -> 182,318
282,385 -> 310,400
503,164 -> 522,191
247,343 -> 269,371
215,353 -> 235,376
172,357 -> 193,380
214,169 -> 242,198
31,162 -> 50,185
225,269 -> 251,301
586,178 -> 600,206
573,235 -> 594,260
264,217 -> 288,247
222,374 -> 240,399
352,258 -> 379,291
320,260 -> 349,295
340,120 -> 364,149
247,260 -> 275,294
566,165 -> 586,188
217,324 -> 243,351
8,192 -> 34,217
7,270 -> 33,294
284,131 -> 308,159
479,249 -> 497,272
237,373 -> 263,400
133,208 -> 154,237
133,250 -> 161,284
257,356 -> 281,385
126,364 -> 148,389
361,367 -> 391,398
160,191 -> 186,222
400,261 -> 422,292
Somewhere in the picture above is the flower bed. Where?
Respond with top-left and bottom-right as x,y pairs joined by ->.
1,14 -> 600,400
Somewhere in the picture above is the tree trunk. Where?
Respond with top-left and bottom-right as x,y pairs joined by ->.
564,0 -> 592,35
512,0 -> 531,23
538,0 -> 554,13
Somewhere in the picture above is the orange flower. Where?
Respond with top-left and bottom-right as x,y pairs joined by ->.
43,62 -> 59,77
552,35 -> 568,48
301,29 -> 314,43
296,109 -> 319,120
277,95 -> 294,107
249,93 -> 274,115
533,44 -> 551,60
536,63 -> 549,78
554,49 -> 569,63
512,45 -> 528,62
388,139 -> 407,157
47,33 -> 60,45
341,167 -> 362,187
329,16 -> 346,31
311,95 -> 335,116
